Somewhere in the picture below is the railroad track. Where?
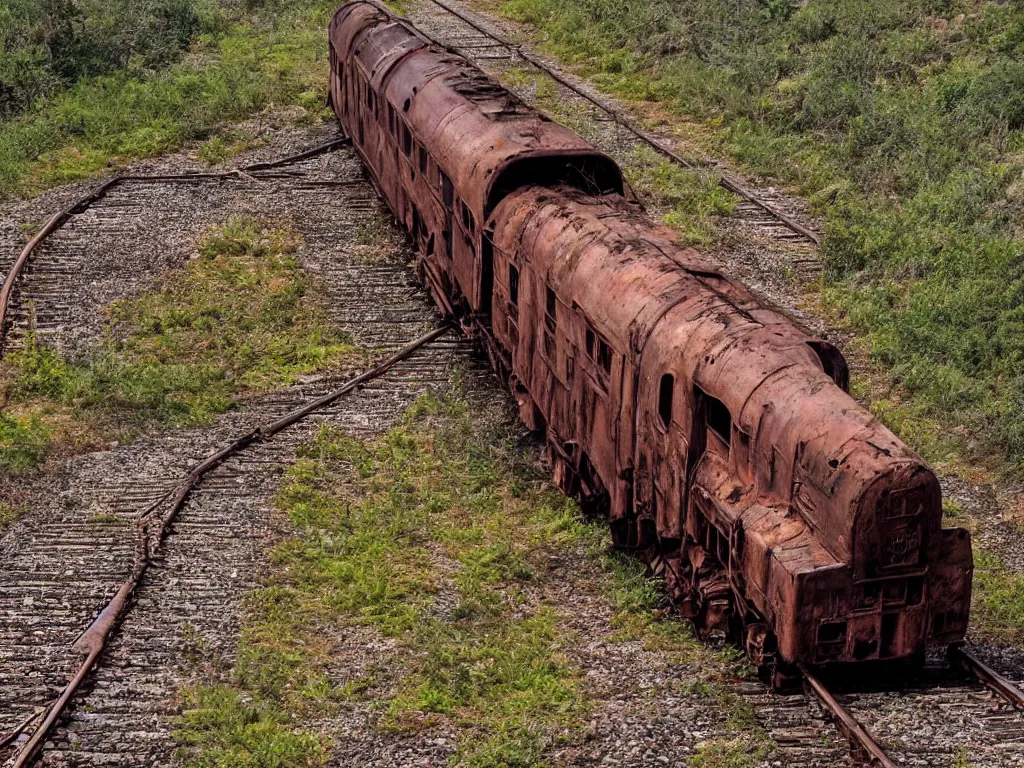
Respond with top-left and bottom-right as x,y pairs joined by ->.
0,137 -> 352,356
0,137 -> 473,766
1,12 -> 1021,765
400,2 -> 1024,766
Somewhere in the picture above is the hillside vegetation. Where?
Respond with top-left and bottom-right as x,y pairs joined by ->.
0,0 -> 337,197
499,0 -> 1024,471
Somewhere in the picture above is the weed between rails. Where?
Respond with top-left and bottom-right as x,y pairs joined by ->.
0,216 -> 357,474
177,386 -> 769,767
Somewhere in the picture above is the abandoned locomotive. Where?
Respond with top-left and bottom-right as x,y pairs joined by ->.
328,1 -> 973,677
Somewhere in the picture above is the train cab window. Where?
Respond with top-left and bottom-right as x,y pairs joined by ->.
419,146 -> 428,174
597,339 -> 612,374
440,172 -> 454,207
402,123 -> 412,156
658,374 -> 674,429
583,323 -> 612,376
508,264 -> 519,306
705,394 -> 732,446
543,286 -> 557,359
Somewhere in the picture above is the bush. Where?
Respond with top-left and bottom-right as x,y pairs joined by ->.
0,0 -> 217,118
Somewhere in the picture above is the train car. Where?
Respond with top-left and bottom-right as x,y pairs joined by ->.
328,0 -> 974,680
328,0 -> 626,319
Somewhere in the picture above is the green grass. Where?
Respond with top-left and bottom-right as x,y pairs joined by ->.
0,216 -> 357,473
0,1 -> 338,198
176,685 -> 327,768
971,550 -> 1024,644
197,131 -> 273,165
0,501 -> 22,532
178,385 -> 769,767
0,411 -> 52,473
493,0 -> 1024,471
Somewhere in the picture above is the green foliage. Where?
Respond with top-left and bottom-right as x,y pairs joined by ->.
0,217 -> 355,471
0,0 -> 337,197
0,0 -> 217,118
971,550 -> 1024,643
689,737 -> 770,768
175,685 -> 327,768
0,412 -> 51,473
498,0 -> 1024,468
626,146 -> 738,244
0,501 -> 20,530
197,131 -> 270,165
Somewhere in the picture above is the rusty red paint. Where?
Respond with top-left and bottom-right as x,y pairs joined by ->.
330,1 -> 973,676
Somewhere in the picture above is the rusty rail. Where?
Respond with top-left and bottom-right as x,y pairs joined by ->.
419,0 -> 820,245
798,664 -> 897,768
0,136 -> 351,355
950,645 -> 1024,708
9,324 -> 450,767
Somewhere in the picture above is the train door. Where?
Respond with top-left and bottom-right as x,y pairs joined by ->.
480,230 -> 494,318
440,171 -> 454,273
649,372 -> 686,543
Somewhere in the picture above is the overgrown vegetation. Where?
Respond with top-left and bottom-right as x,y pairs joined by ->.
0,501 -> 21,531
495,0 -> 1024,470
177,386 -> 768,767
0,217 -> 356,473
970,550 -> 1024,645
0,0 -> 337,197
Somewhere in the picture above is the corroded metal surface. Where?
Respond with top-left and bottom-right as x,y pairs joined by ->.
330,0 -> 974,677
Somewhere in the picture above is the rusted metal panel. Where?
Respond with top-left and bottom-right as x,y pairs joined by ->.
331,0 -> 973,673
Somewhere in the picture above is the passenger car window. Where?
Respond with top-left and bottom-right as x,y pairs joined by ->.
706,394 -> 731,446
508,264 -> 519,306
597,339 -> 612,374
658,374 -> 674,429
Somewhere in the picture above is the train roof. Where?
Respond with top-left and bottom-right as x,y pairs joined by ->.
330,1 -> 625,215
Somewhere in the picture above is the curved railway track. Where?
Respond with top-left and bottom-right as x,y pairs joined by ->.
0,137 -> 471,766
0,138 -> 349,355
0,10 -> 1022,764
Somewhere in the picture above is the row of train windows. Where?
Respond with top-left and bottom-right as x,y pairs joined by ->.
505,262 -> 735,445
505,266 -> 612,376
657,373 -> 732,446
349,68 -> 477,233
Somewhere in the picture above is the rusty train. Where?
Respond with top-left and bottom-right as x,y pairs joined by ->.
328,0 -> 973,679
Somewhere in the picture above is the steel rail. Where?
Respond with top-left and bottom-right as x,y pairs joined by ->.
0,137 -> 352,354
950,644 -> 1024,708
0,709 -> 43,751
419,0 -> 820,245
10,325 -> 451,768
798,664 -> 898,768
